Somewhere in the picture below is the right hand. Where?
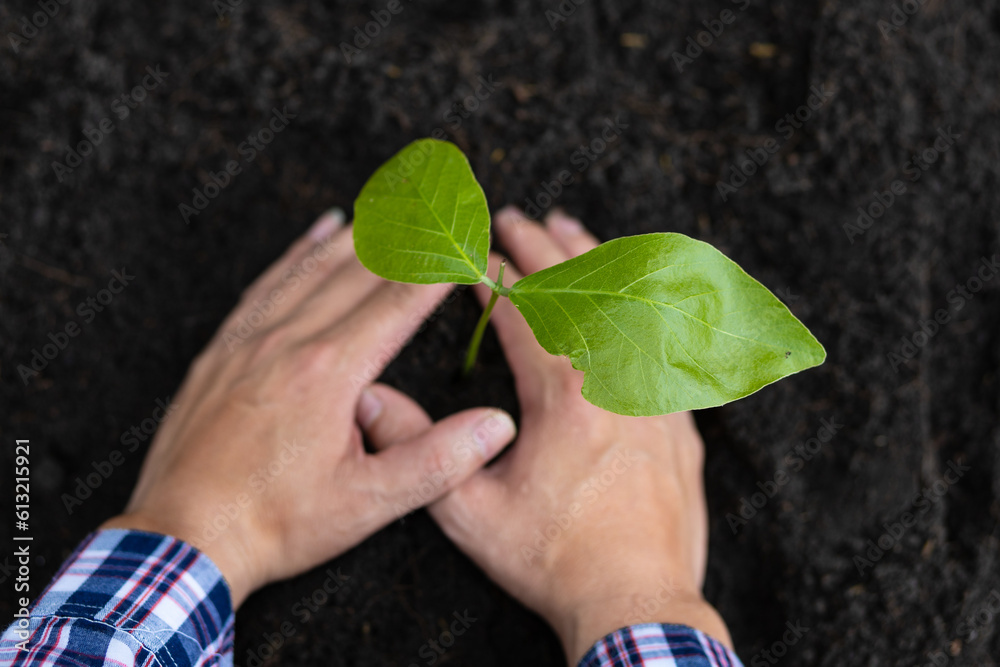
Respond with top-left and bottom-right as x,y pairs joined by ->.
359,207 -> 731,665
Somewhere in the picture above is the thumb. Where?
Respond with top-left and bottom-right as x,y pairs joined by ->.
356,383 -> 433,449
362,396 -> 516,522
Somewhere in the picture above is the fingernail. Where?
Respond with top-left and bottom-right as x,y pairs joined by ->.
472,410 -> 517,458
495,205 -> 527,227
548,212 -> 583,235
357,389 -> 383,428
308,208 -> 345,241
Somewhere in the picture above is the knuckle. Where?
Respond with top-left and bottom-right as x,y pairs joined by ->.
386,281 -> 422,308
290,338 -> 341,375
244,327 -> 290,364
422,444 -> 454,482
406,447 -> 459,503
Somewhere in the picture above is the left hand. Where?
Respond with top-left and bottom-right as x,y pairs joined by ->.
102,210 -> 517,607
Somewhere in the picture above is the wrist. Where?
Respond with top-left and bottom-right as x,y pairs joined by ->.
551,586 -> 732,665
100,511 -> 264,609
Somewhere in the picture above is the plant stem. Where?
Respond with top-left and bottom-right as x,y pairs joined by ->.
463,261 -> 506,375
479,275 -> 511,297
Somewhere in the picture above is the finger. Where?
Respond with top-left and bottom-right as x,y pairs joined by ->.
492,206 -> 570,274
545,210 -> 601,258
271,252 -> 385,341
326,280 -> 454,378
246,222 -> 362,319
219,211 -> 355,335
356,383 -> 433,448
427,467 -> 510,555
238,209 -> 347,306
365,409 -> 517,522
471,253 -> 561,386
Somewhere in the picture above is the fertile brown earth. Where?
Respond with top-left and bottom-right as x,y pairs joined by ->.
2,0 -> 999,665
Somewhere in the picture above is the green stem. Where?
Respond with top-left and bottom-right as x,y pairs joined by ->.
463,261 -> 506,375
479,275 -> 512,297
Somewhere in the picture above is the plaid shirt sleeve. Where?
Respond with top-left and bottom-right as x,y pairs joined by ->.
579,623 -> 744,667
0,529 -> 234,667
1,529 -> 740,667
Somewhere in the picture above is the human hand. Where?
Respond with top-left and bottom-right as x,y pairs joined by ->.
101,210 -> 517,608
359,207 -> 731,664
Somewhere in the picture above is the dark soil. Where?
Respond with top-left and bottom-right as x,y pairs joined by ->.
2,0 -> 1000,665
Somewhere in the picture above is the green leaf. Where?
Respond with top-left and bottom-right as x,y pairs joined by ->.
354,139 -> 490,284
507,233 -> 826,416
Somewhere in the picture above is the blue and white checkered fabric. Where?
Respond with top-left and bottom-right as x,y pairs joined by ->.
1,529 -> 233,666
2,529 -> 741,667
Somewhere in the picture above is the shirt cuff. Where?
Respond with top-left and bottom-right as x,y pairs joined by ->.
1,528 -> 234,667
578,623 -> 744,667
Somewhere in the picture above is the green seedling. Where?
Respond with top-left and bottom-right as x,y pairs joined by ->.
353,139 -> 825,417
